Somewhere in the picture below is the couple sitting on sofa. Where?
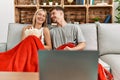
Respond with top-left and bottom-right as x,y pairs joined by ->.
0,6 -> 113,80
21,7 -> 86,51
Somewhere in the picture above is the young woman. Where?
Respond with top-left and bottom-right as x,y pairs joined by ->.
0,9 -> 52,72
22,9 -> 52,50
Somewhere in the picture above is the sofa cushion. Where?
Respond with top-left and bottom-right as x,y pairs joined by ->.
98,23 -> 120,55
79,24 -> 97,50
7,23 -> 29,50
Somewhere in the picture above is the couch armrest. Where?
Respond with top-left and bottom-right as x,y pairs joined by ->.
0,43 -> 7,52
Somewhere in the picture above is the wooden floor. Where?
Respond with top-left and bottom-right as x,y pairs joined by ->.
0,72 -> 39,80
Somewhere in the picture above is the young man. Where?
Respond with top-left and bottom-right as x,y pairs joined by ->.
50,6 -> 86,50
49,7 -> 114,80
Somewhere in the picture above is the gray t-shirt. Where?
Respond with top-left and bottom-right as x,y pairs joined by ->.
50,23 -> 86,49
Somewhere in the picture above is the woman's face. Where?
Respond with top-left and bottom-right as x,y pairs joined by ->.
35,10 -> 46,25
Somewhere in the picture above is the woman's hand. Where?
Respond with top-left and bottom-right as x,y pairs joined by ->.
21,25 -> 33,40
24,25 -> 32,30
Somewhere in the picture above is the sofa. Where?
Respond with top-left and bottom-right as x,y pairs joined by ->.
0,23 -> 119,80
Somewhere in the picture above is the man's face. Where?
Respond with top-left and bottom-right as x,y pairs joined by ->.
50,9 -> 62,23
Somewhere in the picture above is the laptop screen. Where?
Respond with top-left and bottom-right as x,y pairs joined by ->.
38,50 -> 98,80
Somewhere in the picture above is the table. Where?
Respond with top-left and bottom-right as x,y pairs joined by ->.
0,72 -> 39,80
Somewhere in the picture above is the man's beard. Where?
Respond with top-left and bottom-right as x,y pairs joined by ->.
52,19 -> 57,23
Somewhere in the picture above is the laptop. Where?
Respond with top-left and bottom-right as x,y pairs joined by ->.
38,50 -> 99,80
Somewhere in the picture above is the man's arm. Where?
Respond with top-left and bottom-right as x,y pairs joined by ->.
64,42 -> 86,51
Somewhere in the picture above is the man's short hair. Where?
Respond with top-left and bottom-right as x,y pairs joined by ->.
50,6 -> 64,13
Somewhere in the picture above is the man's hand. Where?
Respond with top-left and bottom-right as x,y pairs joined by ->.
64,46 -> 73,50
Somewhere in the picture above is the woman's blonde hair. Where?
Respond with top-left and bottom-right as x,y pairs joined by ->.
32,9 -> 47,27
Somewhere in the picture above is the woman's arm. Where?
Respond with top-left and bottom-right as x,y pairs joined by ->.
21,27 -> 26,41
43,27 -> 52,50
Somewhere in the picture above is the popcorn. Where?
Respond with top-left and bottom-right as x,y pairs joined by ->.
25,28 -> 42,38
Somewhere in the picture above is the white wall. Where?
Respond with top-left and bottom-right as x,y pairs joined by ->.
0,0 -> 14,43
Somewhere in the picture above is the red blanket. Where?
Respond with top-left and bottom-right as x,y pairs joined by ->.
0,36 -> 113,80
0,35 -> 44,72
56,43 -> 114,80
